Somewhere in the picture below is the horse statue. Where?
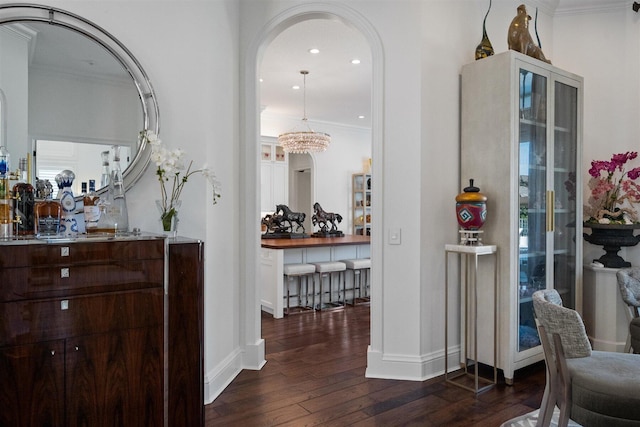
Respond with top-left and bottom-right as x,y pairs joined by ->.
312,202 -> 343,233
261,213 -> 287,234
275,204 -> 306,233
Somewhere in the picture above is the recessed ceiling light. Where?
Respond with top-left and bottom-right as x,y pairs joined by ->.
259,78 -> 263,83
351,59 -> 361,65
292,85 -> 300,90
358,115 -> 365,119
309,48 -> 320,54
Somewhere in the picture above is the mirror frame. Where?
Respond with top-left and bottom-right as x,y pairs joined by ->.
0,3 -> 159,194
0,89 -> 6,149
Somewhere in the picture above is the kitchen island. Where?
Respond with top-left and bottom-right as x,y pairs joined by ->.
260,235 -> 370,318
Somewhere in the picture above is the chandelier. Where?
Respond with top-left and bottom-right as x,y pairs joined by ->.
278,70 -> 331,153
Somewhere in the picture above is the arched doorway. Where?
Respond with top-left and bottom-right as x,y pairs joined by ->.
240,3 -> 384,370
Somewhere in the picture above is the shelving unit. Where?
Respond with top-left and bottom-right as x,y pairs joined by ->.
352,173 -> 371,235
260,137 -> 288,213
461,50 -> 583,383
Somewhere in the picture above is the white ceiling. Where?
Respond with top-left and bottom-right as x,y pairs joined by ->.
258,0 -> 630,131
260,18 -> 372,129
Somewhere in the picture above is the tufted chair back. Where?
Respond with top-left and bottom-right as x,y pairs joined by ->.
616,268 -> 640,317
532,289 -> 592,359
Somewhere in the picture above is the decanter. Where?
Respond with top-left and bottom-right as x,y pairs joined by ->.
56,170 -> 79,237
95,146 -> 128,234
35,184 -> 61,238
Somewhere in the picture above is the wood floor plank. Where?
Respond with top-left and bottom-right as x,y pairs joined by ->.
205,305 -> 544,426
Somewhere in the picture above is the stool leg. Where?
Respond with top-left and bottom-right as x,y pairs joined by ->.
329,273 -> 339,305
285,276 -> 291,315
365,269 -> 370,300
319,273 -> 326,310
296,276 -> 302,310
353,270 -> 362,305
313,273 -> 319,310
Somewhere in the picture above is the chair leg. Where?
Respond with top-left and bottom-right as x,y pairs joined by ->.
536,375 -> 556,427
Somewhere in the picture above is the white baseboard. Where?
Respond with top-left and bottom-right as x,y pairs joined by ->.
204,339 -> 266,404
365,345 -> 461,381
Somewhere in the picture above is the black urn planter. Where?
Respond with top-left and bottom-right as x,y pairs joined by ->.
583,222 -> 640,268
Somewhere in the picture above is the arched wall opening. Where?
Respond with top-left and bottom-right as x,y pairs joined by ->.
240,2 -> 384,373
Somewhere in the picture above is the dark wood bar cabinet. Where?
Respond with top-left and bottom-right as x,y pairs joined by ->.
0,235 -> 204,427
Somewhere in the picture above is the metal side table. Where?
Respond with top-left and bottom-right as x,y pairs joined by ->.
444,243 -> 498,393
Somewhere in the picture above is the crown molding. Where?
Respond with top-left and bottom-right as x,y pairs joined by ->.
555,0 -> 629,16
522,0 -> 630,16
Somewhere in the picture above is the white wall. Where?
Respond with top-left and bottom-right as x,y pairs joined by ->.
0,26 -> 29,159
2,0 -> 242,403
29,67 -> 141,146
552,5 -> 640,266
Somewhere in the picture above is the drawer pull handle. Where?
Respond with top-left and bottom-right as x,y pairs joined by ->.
51,350 -> 55,356
60,268 -> 70,278
75,346 -> 79,351
61,247 -> 69,257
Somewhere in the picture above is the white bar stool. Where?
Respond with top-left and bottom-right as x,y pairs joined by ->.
283,263 -> 316,315
311,261 -> 347,310
342,258 -> 371,305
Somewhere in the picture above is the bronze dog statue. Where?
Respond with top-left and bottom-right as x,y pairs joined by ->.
508,4 -> 551,64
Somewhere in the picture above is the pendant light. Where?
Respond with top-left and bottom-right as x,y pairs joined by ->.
278,70 -> 331,153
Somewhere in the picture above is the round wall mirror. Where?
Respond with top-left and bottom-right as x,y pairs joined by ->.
0,4 -> 159,196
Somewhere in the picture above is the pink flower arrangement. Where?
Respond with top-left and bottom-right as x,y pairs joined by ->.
586,151 -> 640,224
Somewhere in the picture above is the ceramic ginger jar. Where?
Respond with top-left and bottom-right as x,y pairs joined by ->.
455,179 -> 487,230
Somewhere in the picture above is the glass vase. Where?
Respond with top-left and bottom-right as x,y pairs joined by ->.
157,199 -> 181,237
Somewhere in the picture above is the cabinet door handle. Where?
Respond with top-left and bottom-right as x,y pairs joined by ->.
51,350 -> 55,356
74,346 -> 79,351
546,190 -> 555,232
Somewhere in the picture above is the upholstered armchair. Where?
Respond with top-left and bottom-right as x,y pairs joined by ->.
616,267 -> 640,353
532,289 -> 640,427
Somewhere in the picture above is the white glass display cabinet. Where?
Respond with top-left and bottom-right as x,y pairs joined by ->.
460,51 -> 583,384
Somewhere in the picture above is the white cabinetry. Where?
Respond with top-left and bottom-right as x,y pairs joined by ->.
260,137 -> 288,213
460,51 -> 583,383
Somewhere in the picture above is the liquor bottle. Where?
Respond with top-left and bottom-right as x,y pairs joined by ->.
83,179 -> 100,233
35,185 -> 61,238
0,146 -> 12,239
100,150 -> 110,188
54,173 -> 64,200
13,158 -> 35,236
0,145 -> 10,179
57,170 -> 78,237
109,145 -> 128,233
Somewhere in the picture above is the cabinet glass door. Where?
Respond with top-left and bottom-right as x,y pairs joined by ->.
518,68 -> 547,352
553,80 -> 578,310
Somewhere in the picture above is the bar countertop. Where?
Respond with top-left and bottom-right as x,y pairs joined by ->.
261,235 -> 370,249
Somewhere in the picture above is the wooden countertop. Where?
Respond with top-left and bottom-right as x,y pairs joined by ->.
261,235 -> 370,249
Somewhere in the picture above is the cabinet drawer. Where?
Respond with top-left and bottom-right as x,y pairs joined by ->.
0,288 -> 163,346
0,259 -> 164,302
0,238 -> 164,268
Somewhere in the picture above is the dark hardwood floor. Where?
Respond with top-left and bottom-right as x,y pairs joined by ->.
205,305 -> 545,426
